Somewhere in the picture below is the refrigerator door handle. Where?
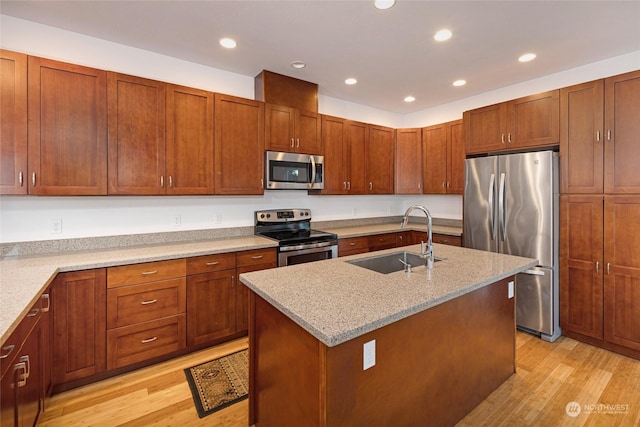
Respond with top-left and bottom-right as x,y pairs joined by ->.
488,173 -> 496,240
524,269 -> 545,276
498,173 -> 506,241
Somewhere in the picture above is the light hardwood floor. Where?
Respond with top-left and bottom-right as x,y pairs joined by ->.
38,332 -> 640,426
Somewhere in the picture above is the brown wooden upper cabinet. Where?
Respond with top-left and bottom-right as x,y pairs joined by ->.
107,72 -> 166,195
0,50 -> 28,195
166,84 -> 214,195
214,94 -> 265,195
265,104 -> 321,154
422,119 -> 464,194
395,128 -> 422,194
464,90 -> 559,154
367,125 -> 395,194
317,115 -> 367,195
28,56 -> 108,195
560,70 -> 640,194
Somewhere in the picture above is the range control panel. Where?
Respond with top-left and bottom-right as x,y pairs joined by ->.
255,209 -> 311,223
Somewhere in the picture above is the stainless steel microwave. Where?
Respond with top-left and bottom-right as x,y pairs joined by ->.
265,151 -> 324,190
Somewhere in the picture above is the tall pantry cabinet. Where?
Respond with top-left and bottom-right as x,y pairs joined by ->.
560,70 -> 640,357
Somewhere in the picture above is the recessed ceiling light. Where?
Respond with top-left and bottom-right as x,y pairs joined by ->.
404,96 -> 416,103
291,61 -> 306,69
374,0 -> 396,10
519,53 -> 536,62
219,38 -> 236,49
434,29 -> 452,42
345,78 -> 358,85
453,80 -> 466,87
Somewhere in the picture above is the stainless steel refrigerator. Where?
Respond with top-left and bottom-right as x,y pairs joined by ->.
464,151 -> 561,342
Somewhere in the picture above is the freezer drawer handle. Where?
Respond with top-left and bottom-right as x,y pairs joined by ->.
523,269 -> 545,276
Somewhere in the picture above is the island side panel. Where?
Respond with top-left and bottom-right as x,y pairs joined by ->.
249,292 -> 326,427
325,276 -> 516,426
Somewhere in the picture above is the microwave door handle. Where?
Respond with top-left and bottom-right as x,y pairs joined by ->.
310,156 -> 316,186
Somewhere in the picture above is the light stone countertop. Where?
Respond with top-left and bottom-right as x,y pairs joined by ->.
325,223 -> 462,238
240,243 -> 536,347
0,236 -> 277,345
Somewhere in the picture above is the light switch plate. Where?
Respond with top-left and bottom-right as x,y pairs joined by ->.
363,340 -> 376,370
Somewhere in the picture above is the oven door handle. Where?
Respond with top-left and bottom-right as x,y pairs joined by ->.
279,240 -> 337,252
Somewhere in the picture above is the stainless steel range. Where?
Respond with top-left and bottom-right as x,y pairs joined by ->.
255,209 -> 338,267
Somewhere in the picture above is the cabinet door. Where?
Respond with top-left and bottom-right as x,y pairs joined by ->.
319,115 -> 348,194
28,56 -> 107,195
347,120 -> 368,194
0,352 -> 17,427
214,94 -> 265,195
604,70 -> 640,194
16,321 -> 41,427
560,80 -> 604,194
186,269 -> 236,346
166,84 -> 214,195
559,195 -> 604,339
52,269 -> 106,385
422,124 -> 447,194
447,120 -> 465,195
366,125 -> 395,194
108,72 -> 166,195
236,262 -> 277,333
604,196 -> 640,350
265,103 -> 295,152
39,290 -> 52,403
395,128 -> 422,194
295,110 -> 322,154
464,103 -> 506,154
507,90 -> 559,149
0,50 -> 27,195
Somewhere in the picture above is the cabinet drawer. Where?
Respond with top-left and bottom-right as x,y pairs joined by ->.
107,259 -> 186,288
236,248 -> 277,268
432,234 -> 462,247
368,233 -> 397,251
186,252 -> 235,275
338,237 -> 369,255
1,300 -> 41,378
107,278 -> 186,329
106,314 -> 186,370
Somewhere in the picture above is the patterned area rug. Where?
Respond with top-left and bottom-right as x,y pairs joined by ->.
184,349 -> 249,418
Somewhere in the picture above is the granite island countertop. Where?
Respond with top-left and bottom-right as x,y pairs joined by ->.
240,243 -> 536,347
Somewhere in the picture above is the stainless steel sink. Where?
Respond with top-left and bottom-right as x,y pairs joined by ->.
346,251 -> 444,274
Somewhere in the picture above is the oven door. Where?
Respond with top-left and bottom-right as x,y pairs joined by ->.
278,241 -> 338,266
265,151 -> 324,190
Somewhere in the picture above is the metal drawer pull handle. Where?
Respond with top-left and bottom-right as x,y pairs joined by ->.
141,299 -> 157,305
19,172 -> 23,186
596,262 -> 599,273
32,172 -> 36,187
26,308 -> 40,317
206,261 -> 220,266
607,263 -> 611,274
141,270 -> 158,275
20,355 -> 30,379
141,337 -> 158,344
41,294 -> 51,312
251,255 -> 264,259
349,242 -> 356,246
0,345 -> 15,359
596,130 -> 600,142
523,270 -> 545,276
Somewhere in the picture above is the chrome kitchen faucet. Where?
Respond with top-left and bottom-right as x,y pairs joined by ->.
400,205 -> 434,269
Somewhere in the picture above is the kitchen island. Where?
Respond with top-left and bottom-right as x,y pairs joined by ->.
240,243 -> 537,426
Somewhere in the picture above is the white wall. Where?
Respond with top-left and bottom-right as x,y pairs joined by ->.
0,15 -> 637,243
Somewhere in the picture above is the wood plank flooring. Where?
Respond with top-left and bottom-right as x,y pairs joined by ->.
38,332 -> 640,426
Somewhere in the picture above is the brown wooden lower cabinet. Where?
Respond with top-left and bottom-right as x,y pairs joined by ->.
561,195 -> 640,358
412,231 -> 462,246
249,277 -> 515,426
52,269 -> 106,385
338,236 -> 369,257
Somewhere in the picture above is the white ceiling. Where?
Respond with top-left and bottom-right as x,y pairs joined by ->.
2,1 -> 639,114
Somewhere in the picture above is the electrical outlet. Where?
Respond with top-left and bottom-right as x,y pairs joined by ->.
363,340 -> 376,370
215,212 -> 223,224
508,281 -> 515,299
174,215 -> 181,226
50,219 -> 62,234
